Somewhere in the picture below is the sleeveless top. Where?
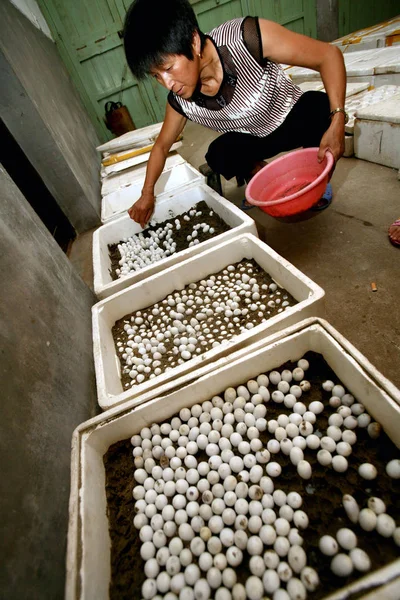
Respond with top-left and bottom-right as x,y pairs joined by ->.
168,17 -> 303,138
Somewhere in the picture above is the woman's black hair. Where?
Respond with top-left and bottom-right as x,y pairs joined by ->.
124,0 -> 206,79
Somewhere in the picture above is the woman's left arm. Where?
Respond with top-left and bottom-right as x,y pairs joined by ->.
258,19 -> 346,162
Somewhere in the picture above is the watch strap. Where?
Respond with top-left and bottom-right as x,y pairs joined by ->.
329,107 -> 349,124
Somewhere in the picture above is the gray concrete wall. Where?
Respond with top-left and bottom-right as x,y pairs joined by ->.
0,167 -> 99,599
317,0 -> 339,42
0,0 -> 101,234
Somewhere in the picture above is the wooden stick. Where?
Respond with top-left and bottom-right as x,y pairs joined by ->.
101,135 -> 183,167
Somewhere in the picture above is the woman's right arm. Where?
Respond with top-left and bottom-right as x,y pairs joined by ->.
128,104 -> 187,227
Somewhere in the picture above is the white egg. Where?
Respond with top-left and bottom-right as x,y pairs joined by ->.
292,367 -> 304,382
274,536 -> 290,557
386,459 -> 400,479
262,569 -> 280,594
350,548 -> 371,572
306,434 -> 320,450
266,462 -> 282,477
331,553 -> 353,577
319,535 -> 339,556
288,528 -> 303,547
336,528 -> 357,550
300,380 -> 311,393
290,446 -> 304,466
142,578 -> 157,599
342,430 -> 357,445
297,460 -> 312,480
342,495 -> 360,524
288,545 -> 307,573
293,510 -> 309,529
259,524 -> 276,545
300,566 -> 320,592
332,455 -> 348,473
185,564 -> 201,586
376,513 -> 396,537
269,371 -> 281,385
322,380 -> 335,392
226,546 -> 243,567
367,497 -> 386,515
367,422 -> 381,439
358,463 -> 377,480
358,508 -> 377,531
286,578 -> 307,600
332,385 -> 345,398
329,396 -> 341,408
141,541 -> 156,560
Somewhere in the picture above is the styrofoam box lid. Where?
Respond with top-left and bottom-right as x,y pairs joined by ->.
97,122 -> 163,153
92,233 -> 325,410
93,182 -> 258,300
356,90 -> 400,122
101,154 -> 186,197
66,317 -> 400,600
103,141 -> 183,176
345,85 -> 400,132
285,47 -> 400,82
283,49 -> 379,81
101,162 -> 204,223
346,46 -> 400,76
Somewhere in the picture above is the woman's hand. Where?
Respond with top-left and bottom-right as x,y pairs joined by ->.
317,116 -> 345,165
128,191 -> 155,228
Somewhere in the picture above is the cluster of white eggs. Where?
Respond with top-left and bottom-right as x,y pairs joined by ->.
343,493 -> 400,546
114,206 -> 219,279
129,358 -> 399,599
116,261 -> 294,388
319,528 -> 371,576
132,361 -> 319,600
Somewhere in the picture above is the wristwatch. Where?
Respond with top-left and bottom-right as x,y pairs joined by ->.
329,107 -> 349,124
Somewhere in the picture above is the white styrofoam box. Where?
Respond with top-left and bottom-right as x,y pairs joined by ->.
92,233 -> 325,410
285,47 -> 400,85
102,141 -> 183,176
66,317 -> 400,600
97,122 -> 163,154
101,154 -> 186,197
93,183 -> 258,300
345,85 -> 400,133
101,162 -> 204,223
354,91 -> 400,169
332,16 -> 400,53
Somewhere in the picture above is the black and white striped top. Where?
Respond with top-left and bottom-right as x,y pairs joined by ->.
168,17 -> 303,138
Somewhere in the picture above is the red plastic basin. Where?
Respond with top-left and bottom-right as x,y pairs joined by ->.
245,148 -> 334,218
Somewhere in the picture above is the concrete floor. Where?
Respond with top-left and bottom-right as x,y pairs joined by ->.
69,120 -> 400,390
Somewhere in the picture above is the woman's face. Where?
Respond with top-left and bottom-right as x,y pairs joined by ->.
150,53 -> 201,99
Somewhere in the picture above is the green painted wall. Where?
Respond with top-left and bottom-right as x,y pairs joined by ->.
338,0 -> 399,38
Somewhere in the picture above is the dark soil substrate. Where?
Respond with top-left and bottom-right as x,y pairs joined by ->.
104,351 -> 400,600
112,259 -> 297,390
108,201 -> 231,280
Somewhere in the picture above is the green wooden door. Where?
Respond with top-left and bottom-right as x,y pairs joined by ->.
248,0 -> 317,38
190,0 -> 249,31
338,0 -> 400,38
38,0 -> 166,141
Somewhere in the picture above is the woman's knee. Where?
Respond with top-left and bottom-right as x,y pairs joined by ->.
206,132 -> 260,179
